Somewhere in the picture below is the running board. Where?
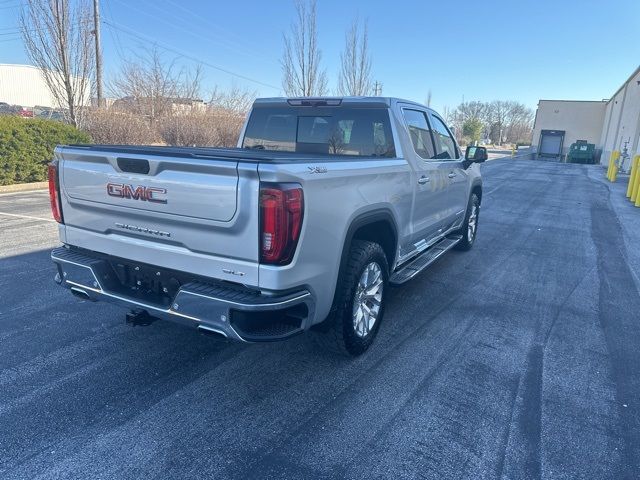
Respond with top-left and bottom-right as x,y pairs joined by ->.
389,235 -> 462,285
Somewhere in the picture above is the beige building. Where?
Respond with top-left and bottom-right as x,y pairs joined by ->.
0,63 -> 90,109
531,100 -> 607,159
533,65 -> 640,168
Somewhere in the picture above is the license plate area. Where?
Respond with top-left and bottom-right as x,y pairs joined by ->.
110,261 -> 181,307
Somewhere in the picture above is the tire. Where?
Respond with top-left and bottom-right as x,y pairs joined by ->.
454,192 -> 480,251
315,240 -> 389,356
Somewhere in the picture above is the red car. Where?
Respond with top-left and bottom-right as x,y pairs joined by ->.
16,106 -> 34,117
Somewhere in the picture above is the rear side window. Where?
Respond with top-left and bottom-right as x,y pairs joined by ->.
242,106 -> 395,157
429,114 -> 458,159
402,109 -> 435,159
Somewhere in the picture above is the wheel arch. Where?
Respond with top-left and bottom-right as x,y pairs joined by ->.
322,208 -> 398,323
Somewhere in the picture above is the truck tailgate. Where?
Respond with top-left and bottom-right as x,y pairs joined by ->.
56,147 -> 260,284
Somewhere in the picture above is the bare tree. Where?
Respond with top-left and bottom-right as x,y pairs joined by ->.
281,0 -> 328,96
487,100 -> 510,145
21,0 -> 94,128
110,47 -> 202,122
337,18 -> 372,96
504,101 -> 534,144
209,84 -> 256,115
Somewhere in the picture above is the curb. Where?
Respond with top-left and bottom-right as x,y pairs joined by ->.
0,182 -> 48,194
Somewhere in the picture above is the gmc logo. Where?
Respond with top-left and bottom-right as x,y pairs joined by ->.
106,183 -> 167,204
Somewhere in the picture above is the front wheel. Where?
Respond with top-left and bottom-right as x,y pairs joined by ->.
454,193 -> 480,251
315,240 -> 389,356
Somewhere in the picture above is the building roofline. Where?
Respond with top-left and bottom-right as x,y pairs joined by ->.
607,64 -> 640,101
537,99 -> 607,103
0,64 -> 41,69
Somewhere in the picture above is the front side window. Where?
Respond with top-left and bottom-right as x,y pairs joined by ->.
429,114 -> 458,159
402,109 -> 435,159
242,106 -> 396,157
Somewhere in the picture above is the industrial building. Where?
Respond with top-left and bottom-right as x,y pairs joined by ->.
0,63 -> 90,109
532,65 -> 640,170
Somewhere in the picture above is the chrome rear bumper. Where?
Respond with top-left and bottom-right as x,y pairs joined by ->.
51,246 -> 314,342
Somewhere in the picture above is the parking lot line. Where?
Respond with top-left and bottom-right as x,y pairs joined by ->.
0,211 -> 57,223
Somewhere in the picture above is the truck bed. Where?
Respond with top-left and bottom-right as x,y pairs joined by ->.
60,144 -> 362,164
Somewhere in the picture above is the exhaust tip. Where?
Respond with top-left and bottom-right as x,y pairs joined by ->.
197,325 -> 228,340
70,287 -> 91,301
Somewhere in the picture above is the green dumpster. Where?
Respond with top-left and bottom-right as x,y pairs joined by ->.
567,140 -> 595,164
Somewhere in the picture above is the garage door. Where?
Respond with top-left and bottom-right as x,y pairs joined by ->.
539,130 -> 565,158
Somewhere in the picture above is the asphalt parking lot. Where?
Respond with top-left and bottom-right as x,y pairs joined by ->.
1,158 -> 639,480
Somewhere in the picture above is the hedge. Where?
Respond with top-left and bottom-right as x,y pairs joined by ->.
0,116 -> 91,185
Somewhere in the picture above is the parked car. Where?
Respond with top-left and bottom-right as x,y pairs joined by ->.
0,103 -> 34,117
16,106 -> 34,118
49,97 -> 486,355
0,102 -> 15,115
35,107 -> 65,121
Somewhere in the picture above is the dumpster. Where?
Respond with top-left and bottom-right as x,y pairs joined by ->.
567,140 -> 596,163
567,140 -> 595,164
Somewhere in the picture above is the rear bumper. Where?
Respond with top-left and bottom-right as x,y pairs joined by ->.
51,246 -> 314,342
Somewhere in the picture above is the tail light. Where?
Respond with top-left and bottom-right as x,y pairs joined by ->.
48,162 -> 63,223
260,183 -> 304,265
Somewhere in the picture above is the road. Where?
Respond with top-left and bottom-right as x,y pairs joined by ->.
1,159 -> 639,480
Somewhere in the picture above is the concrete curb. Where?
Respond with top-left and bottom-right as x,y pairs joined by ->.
0,182 -> 48,194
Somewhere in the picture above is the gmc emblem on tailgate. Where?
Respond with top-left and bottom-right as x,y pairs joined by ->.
106,183 -> 167,204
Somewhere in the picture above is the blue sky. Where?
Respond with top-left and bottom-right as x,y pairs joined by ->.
1,0 -> 639,113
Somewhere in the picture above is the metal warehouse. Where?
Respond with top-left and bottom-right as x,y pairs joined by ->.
0,63 -> 89,109
532,65 -> 640,171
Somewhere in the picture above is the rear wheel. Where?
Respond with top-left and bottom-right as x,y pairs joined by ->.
315,240 -> 388,356
454,193 -> 480,251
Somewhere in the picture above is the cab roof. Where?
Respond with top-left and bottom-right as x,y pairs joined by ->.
253,96 -> 431,111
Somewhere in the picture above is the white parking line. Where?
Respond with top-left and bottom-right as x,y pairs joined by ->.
0,211 -> 57,223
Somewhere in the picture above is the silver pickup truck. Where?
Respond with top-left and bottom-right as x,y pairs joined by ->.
50,97 -> 485,355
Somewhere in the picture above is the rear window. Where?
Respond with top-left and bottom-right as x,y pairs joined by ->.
242,106 -> 396,157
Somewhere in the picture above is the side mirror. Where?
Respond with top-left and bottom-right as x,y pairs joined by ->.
465,145 -> 488,163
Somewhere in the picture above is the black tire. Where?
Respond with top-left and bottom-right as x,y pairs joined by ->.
454,192 -> 480,251
315,240 -> 389,356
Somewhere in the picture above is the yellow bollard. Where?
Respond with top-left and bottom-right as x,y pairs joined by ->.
607,151 -> 618,180
632,161 -> 640,202
610,150 -> 621,182
628,155 -> 640,198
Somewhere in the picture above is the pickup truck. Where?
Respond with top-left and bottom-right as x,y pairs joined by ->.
50,97 -> 486,356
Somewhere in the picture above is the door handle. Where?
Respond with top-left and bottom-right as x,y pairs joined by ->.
418,176 -> 430,185
448,172 -> 457,179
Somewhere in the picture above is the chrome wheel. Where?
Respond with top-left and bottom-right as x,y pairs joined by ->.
352,262 -> 384,338
467,203 -> 478,242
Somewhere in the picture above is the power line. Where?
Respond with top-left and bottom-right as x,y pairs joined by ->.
102,0 -> 127,60
102,19 -> 280,92
112,0 -> 277,68
160,0 -> 277,62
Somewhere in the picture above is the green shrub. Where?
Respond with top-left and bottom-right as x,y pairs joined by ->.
0,116 -> 91,185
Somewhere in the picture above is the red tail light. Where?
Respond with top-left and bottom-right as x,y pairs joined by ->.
260,183 -> 304,265
48,162 -> 63,223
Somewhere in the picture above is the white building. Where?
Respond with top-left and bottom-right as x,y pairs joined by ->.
600,66 -> 640,169
0,63 -> 90,109
532,65 -> 640,168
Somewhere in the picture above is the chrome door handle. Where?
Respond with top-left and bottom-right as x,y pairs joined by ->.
448,172 -> 457,178
418,176 -> 430,184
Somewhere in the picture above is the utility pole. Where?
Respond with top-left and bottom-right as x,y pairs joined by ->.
373,81 -> 383,96
93,0 -> 103,107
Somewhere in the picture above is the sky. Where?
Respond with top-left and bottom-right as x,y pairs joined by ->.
1,0 -> 639,113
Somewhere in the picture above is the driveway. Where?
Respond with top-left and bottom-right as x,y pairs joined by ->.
0,159 -> 639,479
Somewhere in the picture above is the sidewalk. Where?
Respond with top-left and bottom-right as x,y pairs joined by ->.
589,166 -> 640,291
0,182 -> 48,194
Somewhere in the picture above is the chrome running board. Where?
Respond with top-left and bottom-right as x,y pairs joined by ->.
389,235 -> 462,285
